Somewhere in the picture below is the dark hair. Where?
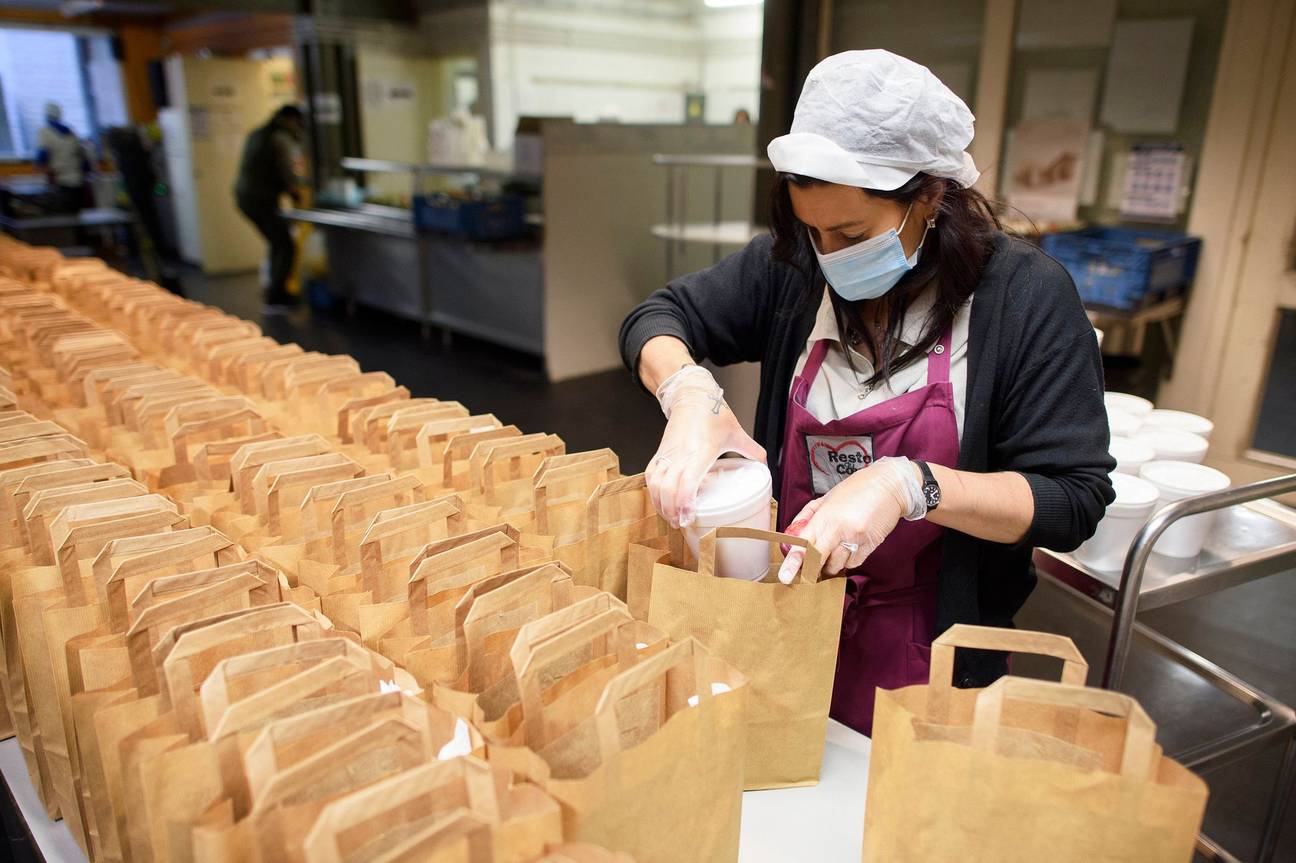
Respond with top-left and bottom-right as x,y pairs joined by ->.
769,172 -> 999,387
274,105 -> 304,123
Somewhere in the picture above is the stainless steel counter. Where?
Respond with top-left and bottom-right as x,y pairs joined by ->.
285,205 -> 543,355
1034,499 -> 1296,610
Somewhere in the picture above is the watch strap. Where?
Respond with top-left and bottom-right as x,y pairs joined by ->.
914,459 -> 940,514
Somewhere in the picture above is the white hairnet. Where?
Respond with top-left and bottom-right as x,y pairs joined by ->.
767,50 -> 980,190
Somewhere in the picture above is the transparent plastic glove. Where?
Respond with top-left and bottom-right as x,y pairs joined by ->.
647,365 -> 765,529
778,456 -> 925,583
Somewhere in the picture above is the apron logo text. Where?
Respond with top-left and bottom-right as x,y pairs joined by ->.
807,435 -> 874,495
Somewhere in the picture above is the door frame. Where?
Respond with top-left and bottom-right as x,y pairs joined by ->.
1159,0 -> 1296,485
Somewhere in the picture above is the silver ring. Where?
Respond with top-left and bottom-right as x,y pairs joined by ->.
839,541 -> 860,554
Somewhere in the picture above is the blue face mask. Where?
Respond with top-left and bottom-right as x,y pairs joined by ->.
811,202 -> 929,302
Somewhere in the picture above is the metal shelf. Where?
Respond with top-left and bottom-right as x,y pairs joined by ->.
649,221 -> 766,246
340,157 -> 540,183
1035,499 -> 1296,611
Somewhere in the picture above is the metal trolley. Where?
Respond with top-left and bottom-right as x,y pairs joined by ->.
1035,473 -> 1296,863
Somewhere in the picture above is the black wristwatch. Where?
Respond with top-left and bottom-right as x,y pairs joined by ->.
914,460 -> 941,514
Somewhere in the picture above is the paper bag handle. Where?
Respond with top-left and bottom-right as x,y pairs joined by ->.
929,624 -> 1088,688
532,449 -> 620,534
583,473 -> 657,535
971,677 -> 1157,781
301,757 -> 502,863
249,716 -> 429,813
366,809 -> 496,863
512,607 -> 638,748
593,638 -> 704,761
441,426 -> 522,485
407,524 -> 520,631
698,526 -> 821,584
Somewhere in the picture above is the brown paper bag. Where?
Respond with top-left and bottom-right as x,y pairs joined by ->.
863,624 -> 1208,862
468,596 -> 648,746
647,527 -> 843,789
494,638 -> 746,863
362,523 -> 524,654
532,843 -> 636,863
555,475 -> 664,602
302,756 -> 560,863
134,640 -> 411,863
234,713 -> 451,863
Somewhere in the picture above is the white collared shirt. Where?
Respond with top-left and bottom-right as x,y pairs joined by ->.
791,287 -> 971,438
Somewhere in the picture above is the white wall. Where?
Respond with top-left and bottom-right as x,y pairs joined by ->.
489,0 -> 762,151
700,6 -> 763,124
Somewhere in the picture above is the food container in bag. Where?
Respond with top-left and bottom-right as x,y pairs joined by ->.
1141,408 -> 1214,440
1110,436 -> 1155,475
682,457 -> 773,580
1108,410 -> 1141,439
1104,392 -> 1154,418
1139,461 -> 1232,558
1075,473 -> 1160,571
1132,428 -> 1209,464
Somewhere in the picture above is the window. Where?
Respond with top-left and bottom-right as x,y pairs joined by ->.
0,26 -> 129,160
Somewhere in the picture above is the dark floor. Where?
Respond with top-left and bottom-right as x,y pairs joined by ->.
186,269 -> 1293,862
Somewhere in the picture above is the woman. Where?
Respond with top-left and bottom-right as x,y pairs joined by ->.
619,50 -> 1114,735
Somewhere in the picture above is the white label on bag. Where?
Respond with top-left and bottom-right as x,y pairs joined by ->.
687,682 -> 733,707
437,719 -> 474,760
807,434 -> 874,495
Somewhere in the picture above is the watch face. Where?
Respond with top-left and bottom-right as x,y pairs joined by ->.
924,483 -> 941,508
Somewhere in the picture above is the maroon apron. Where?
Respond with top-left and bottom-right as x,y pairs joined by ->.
778,326 -> 960,735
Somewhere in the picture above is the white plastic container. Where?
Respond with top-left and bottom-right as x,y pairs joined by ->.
1104,392 -> 1154,419
1109,436 -> 1155,476
1107,410 -> 1142,439
1141,408 -> 1214,440
1132,429 -> 1209,464
1075,473 -> 1161,571
683,457 -> 774,581
1138,460 -> 1232,558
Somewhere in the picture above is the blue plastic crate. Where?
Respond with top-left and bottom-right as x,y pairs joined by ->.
413,194 -> 527,241
412,194 -> 466,233
1041,227 -> 1201,311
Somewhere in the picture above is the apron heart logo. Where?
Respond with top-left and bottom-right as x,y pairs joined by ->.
809,437 -> 873,483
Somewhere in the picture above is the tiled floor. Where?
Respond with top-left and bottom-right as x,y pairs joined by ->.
186,269 -> 1294,862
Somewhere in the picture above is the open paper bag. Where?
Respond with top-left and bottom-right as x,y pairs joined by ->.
863,624 -> 1209,862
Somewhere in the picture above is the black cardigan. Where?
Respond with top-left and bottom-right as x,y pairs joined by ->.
619,231 -> 1115,686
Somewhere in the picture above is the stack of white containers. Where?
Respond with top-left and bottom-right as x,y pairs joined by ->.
1078,392 -> 1232,570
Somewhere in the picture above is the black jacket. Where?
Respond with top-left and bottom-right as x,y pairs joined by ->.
619,231 -> 1115,686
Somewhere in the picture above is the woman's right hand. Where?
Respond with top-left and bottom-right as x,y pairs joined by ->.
646,371 -> 765,529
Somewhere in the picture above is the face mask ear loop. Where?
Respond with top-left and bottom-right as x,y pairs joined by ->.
914,214 -> 934,253
896,201 -> 915,234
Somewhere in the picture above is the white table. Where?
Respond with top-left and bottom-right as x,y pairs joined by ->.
739,720 -> 872,862
0,738 -> 83,861
0,723 -> 872,863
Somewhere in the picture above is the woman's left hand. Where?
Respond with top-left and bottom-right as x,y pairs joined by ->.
779,456 -> 924,582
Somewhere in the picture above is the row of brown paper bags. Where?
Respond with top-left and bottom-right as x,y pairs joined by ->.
0,434 -> 663,863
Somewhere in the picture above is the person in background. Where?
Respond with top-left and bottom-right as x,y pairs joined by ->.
732,108 -> 752,126
234,104 -> 307,314
35,102 -> 91,214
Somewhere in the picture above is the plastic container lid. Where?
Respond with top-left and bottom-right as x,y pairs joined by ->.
1108,410 -> 1141,439
692,457 -> 773,522
1132,429 -> 1209,461
1110,436 -> 1155,469
1139,460 -> 1231,497
1107,472 -> 1161,516
1104,392 -> 1153,418
1142,408 -> 1214,438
